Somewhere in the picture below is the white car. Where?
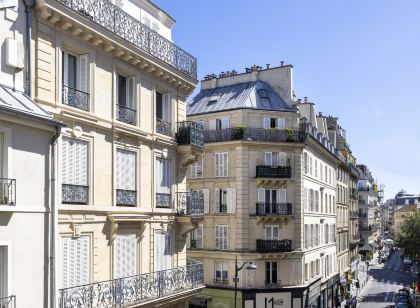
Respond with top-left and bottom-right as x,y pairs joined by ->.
403,258 -> 412,265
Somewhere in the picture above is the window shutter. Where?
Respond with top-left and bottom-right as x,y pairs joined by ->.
186,232 -> 191,249
223,153 -> 228,177
62,236 -> 90,288
264,152 -> 272,166
61,138 -> 69,184
203,189 -> 210,213
214,189 -> 220,213
62,51 -> 69,86
154,231 -> 162,271
209,119 -> 216,130
116,149 -> 123,189
62,238 -> 69,288
155,158 -> 161,194
72,139 -> 88,186
303,187 -> 308,211
258,188 -> 265,203
222,117 -> 230,129
273,226 -> 279,239
227,188 -> 236,213
214,153 -> 219,177
279,152 -> 287,167
277,118 -> 286,129
278,189 -> 287,203
78,54 -> 88,93
263,117 -> 270,129
127,151 -> 136,190
162,93 -> 171,122
127,76 -> 135,109
115,234 -> 137,279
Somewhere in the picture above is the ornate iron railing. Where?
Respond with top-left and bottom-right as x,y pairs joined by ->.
156,193 -> 171,208
156,118 -> 172,137
256,239 -> 292,253
59,262 -> 204,308
176,121 -> 204,148
116,104 -> 136,125
256,165 -> 291,178
62,85 -> 89,111
0,295 -> 16,308
0,178 -> 16,205
55,0 -> 197,79
62,184 -> 89,204
204,127 -> 306,143
256,202 -> 292,216
116,189 -> 137,207
177,191 -> 204,215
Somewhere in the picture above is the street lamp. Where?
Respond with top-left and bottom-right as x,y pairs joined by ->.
234,256 -> 257,308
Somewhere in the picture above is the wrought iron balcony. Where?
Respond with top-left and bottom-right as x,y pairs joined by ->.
204,127 -> 306,143
256,202 -> 292,216
156,118 -> 172,137
62,184 -> 89,204
177,191 -> 204,215
256,239 -> 292,253
116,189 -> 137,207
256,165 -> 291,178
55,0 -> 197,79
62,85 -> 89,111
176,121 -> 204,148
59,261 -> 204,308
116,104 -> 136,125
0,178 -> 16,206
0,295 -> 15,308
213,278 -> 229,285
156,193 -> 171,208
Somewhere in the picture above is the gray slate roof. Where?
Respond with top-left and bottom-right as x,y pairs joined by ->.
188,80 -> 294,116
0,84 -> 59,125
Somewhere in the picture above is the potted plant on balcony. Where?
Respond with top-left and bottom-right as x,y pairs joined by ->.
285,127 -> 295,142
233,125 -> 246,140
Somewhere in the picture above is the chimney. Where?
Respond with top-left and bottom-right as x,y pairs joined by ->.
280,61 -> 284,66
304,96 -> 308,103
266,64 -> 270,69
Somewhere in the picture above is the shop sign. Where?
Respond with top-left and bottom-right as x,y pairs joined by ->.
256,292 -> 291,307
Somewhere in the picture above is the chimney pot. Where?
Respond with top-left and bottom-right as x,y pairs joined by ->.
266,64 -> 270,69
281,61 -> 284,66
304,96 -> 308,103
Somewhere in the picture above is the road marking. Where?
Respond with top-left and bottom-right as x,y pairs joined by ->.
384,285 -> 391,302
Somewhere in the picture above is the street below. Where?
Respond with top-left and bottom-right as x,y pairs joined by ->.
357,250 -> 415,307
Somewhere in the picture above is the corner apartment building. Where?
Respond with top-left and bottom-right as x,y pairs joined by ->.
389,190 -> 419,235
33,0 -> 204,307
0,1 -> 62,307
187,65 -> 341,308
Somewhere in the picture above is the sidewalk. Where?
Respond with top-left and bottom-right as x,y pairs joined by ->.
350,253 -> 380,303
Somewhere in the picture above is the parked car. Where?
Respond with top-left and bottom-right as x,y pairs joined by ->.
403,258 -> 413,265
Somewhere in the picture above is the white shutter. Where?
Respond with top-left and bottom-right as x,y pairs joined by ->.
263,117 -> 270,129
116,149 -> 123,189
162,93 -> 171,122
61,138 -> 69,184
223,153 -> 228,177
115,233 -> 137,278
74,139 -> 88,186
61,238 -> 69,288
278,189 -> 287,203
203,189 -> 210,213
155,159 -> 161,193
62,236 -> 90,288
265,226 -> 272,239
127,76 -> 135,109
197,225 -> 203,248
277,118 -> 286,129
222,117 -> 230,129
154,231 -> 162,271
186,232 -> 191,249
303,188 -> 308,211
264,152 -> 272,166
278,152 -> 287,167
273,226 -> 279,239
209,119 -> 216,130
62,52 -> 69,86
258,188 -> 265,203
78,54 -> 88,93
227,188 -> 236,214
214,189 -> 220,213
214,153 -> 220,177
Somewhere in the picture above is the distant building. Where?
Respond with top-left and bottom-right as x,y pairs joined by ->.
389,190 -> 419,235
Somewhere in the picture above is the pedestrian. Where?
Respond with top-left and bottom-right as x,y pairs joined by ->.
351,296 -> 357,308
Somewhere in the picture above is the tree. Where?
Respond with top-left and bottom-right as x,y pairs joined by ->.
395,210 -> 420,260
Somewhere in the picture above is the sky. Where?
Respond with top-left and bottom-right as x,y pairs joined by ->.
154,0 -> 420,200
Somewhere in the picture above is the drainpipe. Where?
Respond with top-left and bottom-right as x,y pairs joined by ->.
23,0 -> 35,97
50,127 -> 61,308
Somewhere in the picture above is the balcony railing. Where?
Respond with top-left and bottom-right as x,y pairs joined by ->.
156,193 -> 171,208
0,178 -> 16,205
176,121 -> 204,148
213,278 -> 229,285
156,118 -> 172,137
177,191 -> 204,215
0,295 -> 15,308
256,239 -> 292,253
55,0 -> 197,79
256,165 -> 291,178
359,212 -> 367,218
116,189 -> 137,207
62,184 -> 89,204
62,85 -> 89,111
59,262 -> 203,308
256,202 -> 292,216
204,127 -> 306,143
116,104 -> 136,125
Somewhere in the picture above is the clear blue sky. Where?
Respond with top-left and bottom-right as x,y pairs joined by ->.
154,0 -> 420,200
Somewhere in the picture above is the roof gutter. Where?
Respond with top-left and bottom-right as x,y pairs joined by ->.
23,0 -> 35,97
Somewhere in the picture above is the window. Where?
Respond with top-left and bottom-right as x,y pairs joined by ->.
189,224 -> 203,249
61,236 -> 90,288
265,225 -> 280,240
263,117 -> 285,129
303,187 -> 308,212
117,75 -> 135,109
154,231 -> 172,271
62,51 -> 89,110
314,160 -> 318,178
215,188 -> 228,213
115,233 -> 137,278
304,153 -> 308,174
191,154 -> 203,178
305,224 -> 309,248
215,225 -> 228,250
61,137 -> 89,204
116,149 -> 136,206
264,152 -> 287,167
155,92 -> 171,135
214,261 -> 229,284
309,156 -> 313,175
215,152 -> 228,177
155,158 -> 171,208
265,262 -> 278,285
